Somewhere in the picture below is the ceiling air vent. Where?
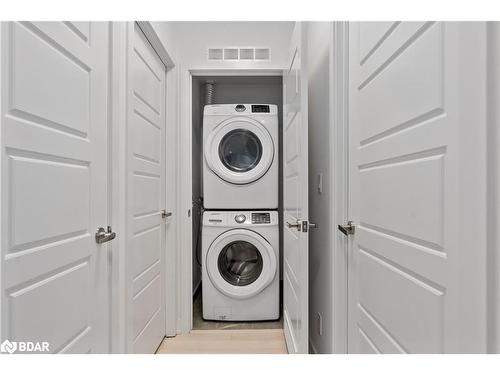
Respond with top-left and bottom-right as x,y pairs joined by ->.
255,48 -> 271,60
208,48 -> 223,60
223,48 -> 239,60
207,47 -> 271,61
239,48 -> 255,60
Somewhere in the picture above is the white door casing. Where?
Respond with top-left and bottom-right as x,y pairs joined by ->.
0,22 -> 110,353
126,23 -> 167,354
348,22 -> 487,353
283,22 -> 309,354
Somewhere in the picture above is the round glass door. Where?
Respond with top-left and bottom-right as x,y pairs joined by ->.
205,118 -> 274,185
217,240 -> 263,286
218,129 -> 263,173
206,229 -> 276,299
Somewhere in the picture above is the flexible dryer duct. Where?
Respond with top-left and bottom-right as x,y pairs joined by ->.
195,80 -> 215,268
205,80 -> 215,105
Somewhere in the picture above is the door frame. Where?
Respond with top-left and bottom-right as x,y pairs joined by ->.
176,68 -> 283,334
329,21 -> 350,354
109,21 -> 176,353
487,22 -> 500,354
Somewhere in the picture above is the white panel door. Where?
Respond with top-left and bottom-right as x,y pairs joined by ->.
0,21 -> 109,353
348,22 -> 487,353
283,22 -> 309,354
126,23 -> 167,354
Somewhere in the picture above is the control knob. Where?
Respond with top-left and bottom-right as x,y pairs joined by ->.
234,214 -> 246,223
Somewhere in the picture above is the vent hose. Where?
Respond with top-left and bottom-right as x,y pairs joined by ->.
205,80 -> 215,105
195,80 -> 214,267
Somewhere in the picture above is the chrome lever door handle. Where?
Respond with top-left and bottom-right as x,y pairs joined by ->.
95,226 -> 116,244
338,221 -> 355,236
161,209 -> 172,219
286,221 -> 300,230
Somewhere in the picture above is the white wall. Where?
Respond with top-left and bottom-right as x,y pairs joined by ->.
307,22 -> 333,354
487,21 -> 500,354
164,21 -> 294,70
151,22 -> 178,62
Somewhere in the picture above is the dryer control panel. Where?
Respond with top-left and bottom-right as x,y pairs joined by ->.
204,104 -> 277,116
204,211 -> 278,227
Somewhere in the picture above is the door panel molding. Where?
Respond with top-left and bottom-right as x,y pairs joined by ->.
348,21 -> 488,354
125,22 -> 167,354
1,21 -> 110,353
283,22 -> 309,354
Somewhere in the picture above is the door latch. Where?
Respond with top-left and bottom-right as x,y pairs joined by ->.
161,209 -> 172,219
338,221 -> 355,236
287,220 -> 318,232
95,226 -> 116,244
286,221 -> 301,231
302,220 -> 318,232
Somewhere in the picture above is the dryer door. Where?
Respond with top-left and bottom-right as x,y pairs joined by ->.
206,229 -> 277,299
205,117 -> 275,184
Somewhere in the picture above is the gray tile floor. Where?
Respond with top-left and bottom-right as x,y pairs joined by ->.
192,287 -> 283,330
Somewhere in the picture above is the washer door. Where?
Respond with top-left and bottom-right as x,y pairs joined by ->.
206,229 -> 277,299
205,117 -> 274,185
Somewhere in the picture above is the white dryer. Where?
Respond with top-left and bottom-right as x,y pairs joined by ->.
203,104 -> 278,209
202,210 -> 279,321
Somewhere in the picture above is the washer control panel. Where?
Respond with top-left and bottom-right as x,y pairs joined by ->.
204,211 -> 278,226
251,105 -> 270,113
234,214 -> 246,223
251,212 -> 271,224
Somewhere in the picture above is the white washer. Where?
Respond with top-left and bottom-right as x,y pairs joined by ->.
203,104 -> 278,209
202,210 -> 279,321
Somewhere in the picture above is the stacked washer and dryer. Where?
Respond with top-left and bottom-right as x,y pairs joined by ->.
202,104 -> 280,321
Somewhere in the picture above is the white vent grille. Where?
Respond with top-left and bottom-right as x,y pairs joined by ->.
208,48 -> 223,60
223,48 -> 239,60
207,47 -> 270,61
255,48 -> 271,60
239,48 -> 255,60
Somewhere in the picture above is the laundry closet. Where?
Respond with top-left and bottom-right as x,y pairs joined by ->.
1,20 -> 494,355
190,75 -> 284,329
